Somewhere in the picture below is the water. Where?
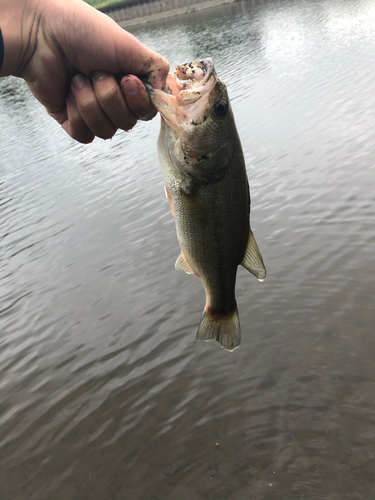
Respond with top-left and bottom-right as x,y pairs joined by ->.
1,0 -> 375,498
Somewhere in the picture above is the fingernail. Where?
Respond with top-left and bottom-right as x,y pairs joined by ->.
72,74 -> 87,90
122,79 -> 138,96
68,92 -> 75,104
93,70 -> 108,80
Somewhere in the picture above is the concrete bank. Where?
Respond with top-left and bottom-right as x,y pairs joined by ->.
101,0 -> 239,28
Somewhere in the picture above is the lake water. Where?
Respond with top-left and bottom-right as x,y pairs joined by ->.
1,0 -> 375,498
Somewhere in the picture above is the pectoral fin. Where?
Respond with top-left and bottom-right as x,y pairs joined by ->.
164,186 -> 174,218
241,229 -> 267,281
175,252 -> 194,274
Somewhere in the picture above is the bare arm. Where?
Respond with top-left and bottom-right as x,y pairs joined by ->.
0,0 -> 169,143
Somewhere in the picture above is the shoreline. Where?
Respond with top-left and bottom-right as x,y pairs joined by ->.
102,0 -> 239,29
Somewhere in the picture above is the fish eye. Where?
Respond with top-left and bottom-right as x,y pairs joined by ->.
214,100 -> 228,117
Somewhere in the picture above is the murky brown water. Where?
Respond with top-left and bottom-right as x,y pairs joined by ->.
1,0 -> 375,498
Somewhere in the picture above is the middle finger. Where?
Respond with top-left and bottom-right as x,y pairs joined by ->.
92,71 -> 138,132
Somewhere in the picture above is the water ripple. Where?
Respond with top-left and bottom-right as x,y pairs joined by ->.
1,0 -> 375,498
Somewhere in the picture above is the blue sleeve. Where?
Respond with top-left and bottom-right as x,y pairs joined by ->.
0,29 -> 4,71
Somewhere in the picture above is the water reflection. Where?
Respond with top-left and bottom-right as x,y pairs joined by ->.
1,0 -> 375,498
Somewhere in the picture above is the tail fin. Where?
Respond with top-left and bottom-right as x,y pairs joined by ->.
196,307 -> 241,352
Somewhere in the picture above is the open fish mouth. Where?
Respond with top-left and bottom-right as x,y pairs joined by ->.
145,58 -> 217,131
164,58 -> 216,104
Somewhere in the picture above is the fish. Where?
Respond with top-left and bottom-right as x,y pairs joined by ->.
146,58 -> 266,351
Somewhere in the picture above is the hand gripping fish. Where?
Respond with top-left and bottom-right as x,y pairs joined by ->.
146,58 -> 266,351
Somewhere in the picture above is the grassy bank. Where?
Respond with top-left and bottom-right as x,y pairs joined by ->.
84,0 -> 128,9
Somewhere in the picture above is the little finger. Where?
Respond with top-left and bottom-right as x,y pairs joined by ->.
62,92 -> 95,144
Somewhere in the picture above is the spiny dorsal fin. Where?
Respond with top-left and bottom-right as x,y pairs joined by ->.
175,252 -> 194,274
241,229 -> 267,281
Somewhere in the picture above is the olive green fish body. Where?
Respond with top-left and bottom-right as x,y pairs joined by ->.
159,120 -> 249,311
149,59 -> 266,351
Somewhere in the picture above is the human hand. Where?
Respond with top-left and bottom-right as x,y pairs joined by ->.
0,0 -> 169,143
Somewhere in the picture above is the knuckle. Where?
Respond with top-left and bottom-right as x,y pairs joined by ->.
94,120 -> 117,140
79,136 -> 94,145
69,112 -> 82,127
98,84 -> 119,103
139,107 -> 157,121
77,95 -> 98,116
72,130 -> 94,144
68,117 -> 95,143
122,116 -> 137,131
97,128 -> 116,140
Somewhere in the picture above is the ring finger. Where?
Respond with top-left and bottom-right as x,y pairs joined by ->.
71,74 -> 117,140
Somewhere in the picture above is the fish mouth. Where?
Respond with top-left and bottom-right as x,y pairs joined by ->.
166,58 -> 216,104
146,58 -> 217,129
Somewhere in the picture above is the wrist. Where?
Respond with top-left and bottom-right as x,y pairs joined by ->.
0,0 -> 42,77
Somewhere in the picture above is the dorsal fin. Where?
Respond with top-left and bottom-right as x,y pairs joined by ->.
241,229 -> 266,281
175,252 -> 194,274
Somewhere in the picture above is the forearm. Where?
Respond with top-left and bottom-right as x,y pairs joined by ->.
0,0 -> 42,77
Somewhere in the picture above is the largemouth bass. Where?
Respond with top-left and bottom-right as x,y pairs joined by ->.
147,58 -> 266,351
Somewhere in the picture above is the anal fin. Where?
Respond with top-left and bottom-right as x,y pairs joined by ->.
241,229 -> 266,281
175,252 -> 194,274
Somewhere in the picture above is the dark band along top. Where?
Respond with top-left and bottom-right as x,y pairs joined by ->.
0,29 -> 4,71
